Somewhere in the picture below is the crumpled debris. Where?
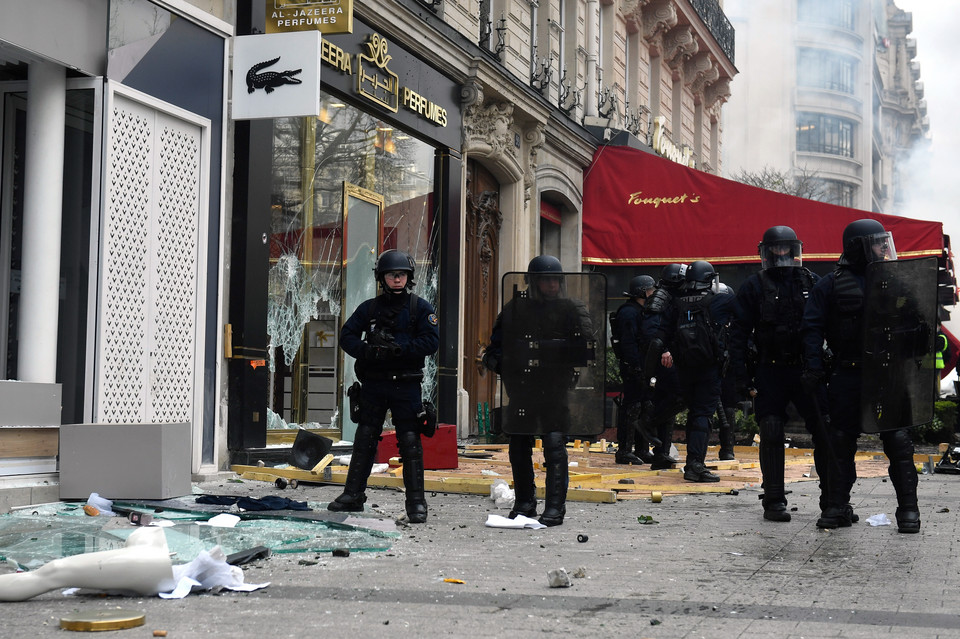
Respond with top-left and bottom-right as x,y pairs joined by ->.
547,568 -> 571,588
866,513 -> 892,527
489,479 -> 515,508
484,514 -> 545,529
157,546 -> 270,599
86,493 -> 117,516
194,495 -> 310,511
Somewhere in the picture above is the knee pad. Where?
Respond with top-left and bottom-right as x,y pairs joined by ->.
396,427 -> 423,459
758,416 -> 785,443
880,429 -> 914,463
541,432 -> 567,465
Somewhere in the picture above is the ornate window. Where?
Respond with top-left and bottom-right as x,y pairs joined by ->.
796,112 -> 854,158
797,0 -> 855,31
797,48 -> 856,94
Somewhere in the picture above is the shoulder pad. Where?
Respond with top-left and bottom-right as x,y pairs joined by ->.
645,288 -> 672,314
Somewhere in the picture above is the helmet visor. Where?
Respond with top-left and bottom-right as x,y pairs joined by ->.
863,232 -> 896,263
760,240 -> 803,269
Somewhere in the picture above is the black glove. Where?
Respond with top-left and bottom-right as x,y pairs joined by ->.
364,344 -> 400,361
800,368 -> 825,394
482,349 -> 501,374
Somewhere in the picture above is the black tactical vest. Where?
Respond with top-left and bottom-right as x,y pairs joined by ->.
826,268 -> 864,360
755,268 -> 814,364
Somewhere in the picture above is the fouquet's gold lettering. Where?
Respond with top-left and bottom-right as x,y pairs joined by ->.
651,116 -> 696,168
402,88 -> 448,126
627,191 -> 701,207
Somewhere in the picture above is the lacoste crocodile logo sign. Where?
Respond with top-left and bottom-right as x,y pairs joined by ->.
246,57 -> 303,93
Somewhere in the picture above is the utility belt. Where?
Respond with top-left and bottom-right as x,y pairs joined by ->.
758,355 -> 801,366
347,379 -> 436,437
360,370 -> 424,382
836,359 -> 862,370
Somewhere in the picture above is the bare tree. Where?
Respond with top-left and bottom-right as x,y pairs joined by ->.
732,165 -> 828,202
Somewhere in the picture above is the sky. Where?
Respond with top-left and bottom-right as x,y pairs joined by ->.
893,0 -> 960,389
892,1 -> 960,239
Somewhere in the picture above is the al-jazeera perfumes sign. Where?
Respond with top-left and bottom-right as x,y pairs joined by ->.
266,0 -> 353,35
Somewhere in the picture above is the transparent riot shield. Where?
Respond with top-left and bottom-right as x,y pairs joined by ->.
498,272 -> 607,437
861,257 -> 938,433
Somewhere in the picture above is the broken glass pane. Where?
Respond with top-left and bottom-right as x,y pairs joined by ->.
0,500 -> 398,569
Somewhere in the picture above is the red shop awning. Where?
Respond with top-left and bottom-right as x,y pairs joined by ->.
582,145 -> 945,266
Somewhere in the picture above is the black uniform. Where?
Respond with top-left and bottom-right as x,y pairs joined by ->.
484,256 -> 592,527
611,298 -> 652,464
732,266 -> 827,521
638,287 -> 683,468
329,250 -> 439,523
667,261 -> 725,483
801,219 -> 920,533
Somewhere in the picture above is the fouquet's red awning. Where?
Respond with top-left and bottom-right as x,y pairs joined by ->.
582,145 -> 945,266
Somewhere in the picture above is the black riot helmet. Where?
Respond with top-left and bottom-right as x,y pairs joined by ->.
840,218 -> 897,269
624,275 -> 656,299
659,263 -> 688,292
684,260 -> 718,293
374,249 -> 416,292
758,225 -> 803,270
525,255 -> 564,299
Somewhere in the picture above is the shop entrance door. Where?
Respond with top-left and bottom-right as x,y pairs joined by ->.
463,160 -> 501,435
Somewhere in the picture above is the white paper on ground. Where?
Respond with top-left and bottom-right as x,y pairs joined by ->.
866,513 -> 892,526
485,513 -> 546,529
158,546 -> 269,599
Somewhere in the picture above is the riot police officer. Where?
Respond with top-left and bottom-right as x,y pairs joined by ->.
611,275 -> 658,465
639,263 -> 687,469
483,255 -> 594,526
714,282 -> 739,461
669,260 -> 725,482
801,219 -> 922,533
328,249 -> 440,523
732,226 -> 826,522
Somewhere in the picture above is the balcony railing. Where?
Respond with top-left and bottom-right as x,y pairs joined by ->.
689,0 -> 735,64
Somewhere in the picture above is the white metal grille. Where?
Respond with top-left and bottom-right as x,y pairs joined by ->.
151,123 -> 201,423
99,104 -> 152,421
94,87 -> 207,427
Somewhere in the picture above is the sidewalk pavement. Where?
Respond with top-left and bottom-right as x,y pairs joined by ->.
4,468 -> 960,638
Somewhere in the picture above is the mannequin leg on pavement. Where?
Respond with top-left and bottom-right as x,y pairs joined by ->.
0,527 -> 174,602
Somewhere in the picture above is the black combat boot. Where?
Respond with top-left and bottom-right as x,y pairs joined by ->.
683,460 -> 720,482
539,432 -> 568,526
814,427 -> 860,529
508,436 -> 538,519
328,424 -> 379,513
884,429 -> 920,534
634,433 -> 656,464
718,407 -> 738,461
683,426 -> 719,482
615,410 -> 644,465
759,416 -> 790,521
398,429 -> 427,523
